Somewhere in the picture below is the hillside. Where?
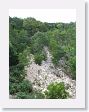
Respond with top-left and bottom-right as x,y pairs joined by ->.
9,17 -> 76,99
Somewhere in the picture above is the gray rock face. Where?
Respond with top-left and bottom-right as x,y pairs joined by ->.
25,47 -> 76,99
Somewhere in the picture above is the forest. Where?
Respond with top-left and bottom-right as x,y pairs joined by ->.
9,17 -> 76,99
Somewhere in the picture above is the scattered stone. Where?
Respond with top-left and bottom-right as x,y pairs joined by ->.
25,47 -> 76,99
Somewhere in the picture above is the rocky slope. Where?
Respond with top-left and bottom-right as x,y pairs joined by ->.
25,47 -> 76,99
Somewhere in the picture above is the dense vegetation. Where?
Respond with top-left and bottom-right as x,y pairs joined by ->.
45,82 -> 69,99
9,17 -> 76,99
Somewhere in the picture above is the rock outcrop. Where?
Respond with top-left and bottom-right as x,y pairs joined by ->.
25,47 -> 76,99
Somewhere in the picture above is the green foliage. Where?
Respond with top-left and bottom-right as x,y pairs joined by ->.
23,18 -> 48,36
67,56 -> 76,80
18,80 -> 33,93
9,83 -> 19,95
9,79 -> 33,95
16,92 -> 30,99
19,47 -> 31,66
52,48 -> 65,65
45,82 -> 69,99
9,42 -> 19,66
9,63 -> 26,95
9,16 -> 76,98
31,32 -> 49,54
9,64 -> 26,83
16,91 -> 45,99
49,38 -> 65,65
9,17 -> 23,30
16,30 -> 29,52
34,53 -> 46,65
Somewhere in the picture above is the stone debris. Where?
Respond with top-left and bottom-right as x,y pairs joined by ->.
25,47 -> 76,99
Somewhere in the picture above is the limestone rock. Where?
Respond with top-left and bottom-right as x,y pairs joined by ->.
25,47 -> 76,99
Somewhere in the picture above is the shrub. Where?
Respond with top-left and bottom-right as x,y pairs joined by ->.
10,80 -> 32,96
16,92 -> 30,99
67,56 -> 76,80
34,53 -> 46,65
45,82 -> 69,99
9,64 -> 26,83
16,91 -> 45,99
18,80 -> 33,93
9,83 -> 19,95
